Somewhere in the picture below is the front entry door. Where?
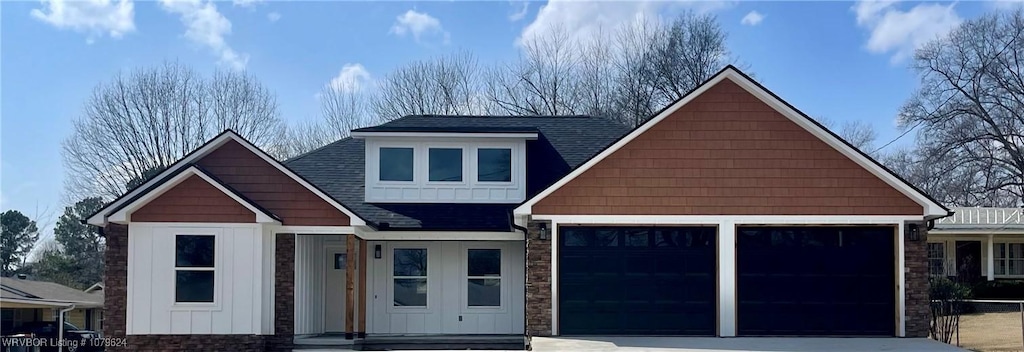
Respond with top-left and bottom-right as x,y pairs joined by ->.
956,241 -> 982,282
325,247 -> 348,332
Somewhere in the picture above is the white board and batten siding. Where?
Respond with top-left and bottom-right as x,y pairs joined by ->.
365,240 -> 525,335
363,138 -> 528,203
127,223 -> 274,335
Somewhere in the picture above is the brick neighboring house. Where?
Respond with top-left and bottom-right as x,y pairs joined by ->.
86,66 -> 951,351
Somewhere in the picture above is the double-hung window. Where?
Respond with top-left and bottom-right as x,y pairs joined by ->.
175,235 -> 215,303
393,248 -> 428,307
995,243 -> 1024,277
467,249 -> 501,307
927,242 -> 946,276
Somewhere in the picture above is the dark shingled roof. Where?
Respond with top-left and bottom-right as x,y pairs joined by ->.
285,115 -> 630,231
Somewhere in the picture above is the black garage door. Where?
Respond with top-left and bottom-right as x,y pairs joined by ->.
737,226 -> 896,336
559,226 -> 716,335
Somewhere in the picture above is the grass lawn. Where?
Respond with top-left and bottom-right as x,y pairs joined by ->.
957,312 -> 1024,352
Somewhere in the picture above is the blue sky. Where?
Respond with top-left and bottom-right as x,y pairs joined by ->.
0,0 -> 1012,241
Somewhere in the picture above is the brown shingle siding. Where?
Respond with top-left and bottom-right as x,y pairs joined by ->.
198,140 -> 350,226
533,79 -> 923,216
132,175 -> 255,223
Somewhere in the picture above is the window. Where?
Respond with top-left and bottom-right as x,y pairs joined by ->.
477,148 -> 512,182
927,242 -> 946,276
380,147 -> 414,181
428,148 -> 463,182
995,243 -> 1024,277
393,249 -> 428,307
467,249 -> 501,307
175,235 -> 215,303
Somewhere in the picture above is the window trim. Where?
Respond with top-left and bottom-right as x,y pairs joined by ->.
388,244 -> 434,312
475,147 -> 514,184
172,234 -> 218,307
425,145 -> 467,185
378,146 -> 417,183
994,241 -> 1024,278
460,244 -> 507,312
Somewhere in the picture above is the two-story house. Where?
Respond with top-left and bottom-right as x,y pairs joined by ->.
86,66 -> 950,351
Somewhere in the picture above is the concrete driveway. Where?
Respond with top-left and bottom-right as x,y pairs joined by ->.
529,337 -> 967,352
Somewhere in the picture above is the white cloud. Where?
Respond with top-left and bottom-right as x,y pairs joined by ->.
741,10 -> 764,26
267,12 -> 281,23
232,0 -> 261,7
329,64 -> 372,93
518,0 -> 734,48
853,0 -> 962,63
160,0 -> 249,70
509,1 -> 529,22
30,0 -> 135,43
390,10 -> 450,44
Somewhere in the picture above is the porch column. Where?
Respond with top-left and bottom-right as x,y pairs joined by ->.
358,238 -> 368,338
988,234 -> 995,281
345,234 -> 357,339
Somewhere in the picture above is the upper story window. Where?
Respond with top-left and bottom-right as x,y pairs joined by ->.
478,148 -> 512,182
380,147 -> 414,181
175,235 -> 215,303
429,148 -> 463,182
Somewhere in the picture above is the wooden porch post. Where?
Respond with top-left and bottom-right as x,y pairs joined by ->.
358,239 -> 368,338
346,234 -> 356,339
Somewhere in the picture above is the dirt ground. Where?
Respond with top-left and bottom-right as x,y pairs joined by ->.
957,312 -> 1024,352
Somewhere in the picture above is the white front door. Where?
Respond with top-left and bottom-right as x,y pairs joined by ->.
325,247 -> 347,332
367,241 -> 524,335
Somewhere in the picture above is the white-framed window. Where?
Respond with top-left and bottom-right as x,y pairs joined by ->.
466,248 -> 501,307
174,235 -> 215,303
380,147 -> 415,182
995,243 -> 1024,277
428,147 -> 463,182
927,242 -> 946,276
477,148 -> 512,183
393,248 -> 428,307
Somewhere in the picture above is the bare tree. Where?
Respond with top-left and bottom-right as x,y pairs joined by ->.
898,9 -> 1024,206
652,12 -> 732,103
611,17 -> 662,127
284,86 -> 375,157
487,26 -> 583,115
63,62 -> 285,200
817,117 -> 879,154
372,51 -> 488,120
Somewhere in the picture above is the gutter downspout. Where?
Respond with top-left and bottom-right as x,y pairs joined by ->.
509,212 -> 530,346
58,304 -> 75,352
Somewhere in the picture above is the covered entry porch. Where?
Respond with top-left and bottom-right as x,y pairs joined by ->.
289,231 -> 527,350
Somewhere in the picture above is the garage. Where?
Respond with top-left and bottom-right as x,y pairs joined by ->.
736,226 -> 896,336
558,226 -> 717,335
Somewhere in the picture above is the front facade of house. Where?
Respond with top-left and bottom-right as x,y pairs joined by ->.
88,66 -> 950,351
927,207 -> 1024,281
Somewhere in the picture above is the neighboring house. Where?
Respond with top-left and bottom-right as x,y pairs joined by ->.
1,276 -> 104,333
928,207 -> 1024,281
85,66 -> 950,351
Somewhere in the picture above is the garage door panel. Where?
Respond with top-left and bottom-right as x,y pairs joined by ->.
559,226 -> 717,336
737,226 -> 896,336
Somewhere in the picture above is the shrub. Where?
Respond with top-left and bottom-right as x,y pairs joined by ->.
930,277 -> 973,345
